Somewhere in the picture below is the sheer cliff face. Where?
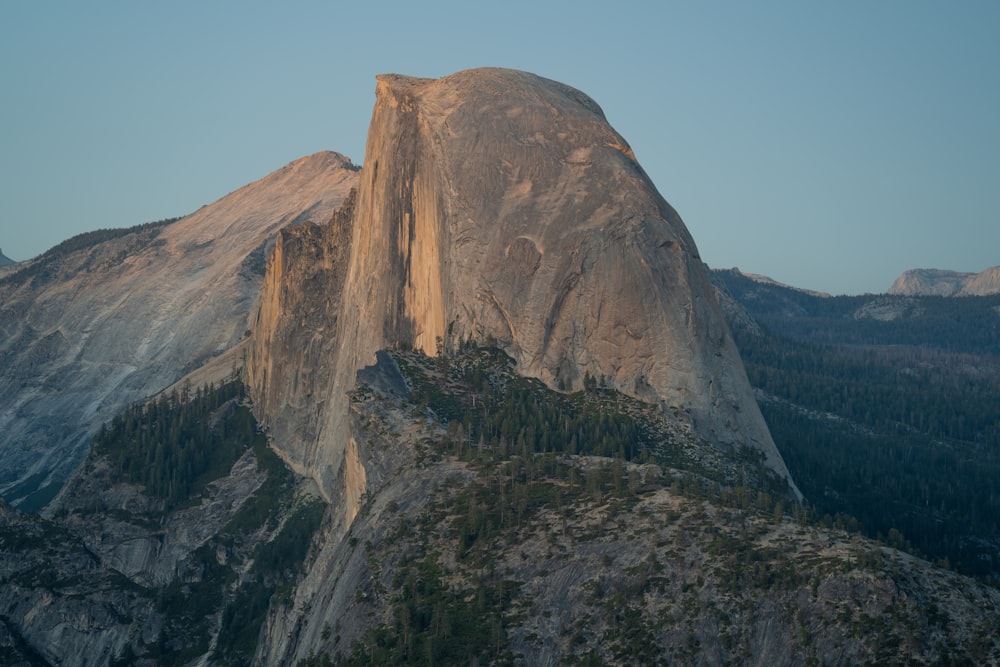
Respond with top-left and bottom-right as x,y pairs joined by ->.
248,68 -> 797,503
0,152 -> 359,507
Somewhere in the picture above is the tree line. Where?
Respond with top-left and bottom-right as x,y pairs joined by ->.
714,270 -> 1000,579
94,377 -> 261,512
0,216 -> 182,288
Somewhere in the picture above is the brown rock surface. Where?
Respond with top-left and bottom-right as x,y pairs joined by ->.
247,69 -> 799,509
888,268 -> 977,296
888,265 -> 1000,296
958,265 -> 1000,296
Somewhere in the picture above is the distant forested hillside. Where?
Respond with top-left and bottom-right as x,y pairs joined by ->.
713,269 -> 1000,579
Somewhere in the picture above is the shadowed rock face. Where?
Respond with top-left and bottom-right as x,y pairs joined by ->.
0,152 -> 359,507
247,68 -> 798,507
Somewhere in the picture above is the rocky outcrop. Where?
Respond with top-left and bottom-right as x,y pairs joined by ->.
959,265 -> 1000,296
49,447 -> 267,587
888,266 -> 1000,296
3,338 -> 999,666
852,296 -> 924,321
0,152 -> 359,508
0,247 -> 14,266
247,68 -> 798,510
889,268 -> 975,296
0,499 -> 160,667
245,192 -> 357,495
7,347 -> 999,665
1,388 -> 324,667
256,350 -> 1000,666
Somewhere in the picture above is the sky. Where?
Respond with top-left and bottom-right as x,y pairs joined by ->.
1,1 -> 998,295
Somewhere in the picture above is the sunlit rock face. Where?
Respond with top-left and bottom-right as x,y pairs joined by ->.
889,268 -> 977,296
247,68 -> 798,505
0,152 -> 359,507
888,266 -> 1000,297
959,266 -> 1000,296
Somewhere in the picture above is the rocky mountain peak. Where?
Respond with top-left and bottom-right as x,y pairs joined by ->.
0,247 -> 14,266
888,265 -> 1000,296
8,69 -> 1000,666
959,265 -> 1000,296
0,152 -> 359,508
888,268 -> 976,296
247,68 -> 799,508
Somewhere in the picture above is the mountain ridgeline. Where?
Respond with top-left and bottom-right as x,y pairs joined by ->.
888,265 -> 1000,296
0,69 -> 999,665
0,151 -> 360,509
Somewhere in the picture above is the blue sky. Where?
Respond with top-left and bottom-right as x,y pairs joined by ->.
2,1 -> 997,295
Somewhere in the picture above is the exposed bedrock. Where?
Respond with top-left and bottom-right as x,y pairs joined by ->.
247,68 -> 800,509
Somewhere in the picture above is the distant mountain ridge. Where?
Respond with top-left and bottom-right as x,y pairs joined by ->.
711,267 -> 1000,578
889,265 -> 1000,296
732,268 -> 831,297
0,247 -> 15,266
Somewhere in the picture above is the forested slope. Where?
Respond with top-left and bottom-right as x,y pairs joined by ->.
284,345 -> 1000,665
712,269 -> 1000,578
4,346 -> 1000,664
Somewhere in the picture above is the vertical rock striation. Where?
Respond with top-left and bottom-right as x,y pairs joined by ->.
247,68 -> 799,509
